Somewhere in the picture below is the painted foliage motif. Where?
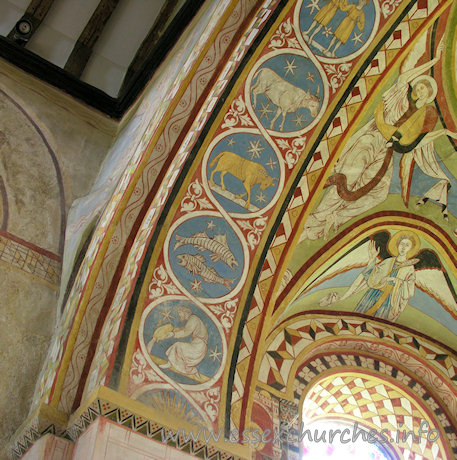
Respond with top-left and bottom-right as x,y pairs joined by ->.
117,0 -> 454,437
142,299 -> 223,386
249,54 -> 324,133
168,215 -> 244,298
299,0 -> 378,60
206,134 -> 281,213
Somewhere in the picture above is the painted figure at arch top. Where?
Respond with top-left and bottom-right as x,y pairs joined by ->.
303,0 -> 370,57
328,232 -> 418,321
326,0 -> 369,56
301,36 -> 457,241
317,229 -> 457,322
354,233 -> 417,320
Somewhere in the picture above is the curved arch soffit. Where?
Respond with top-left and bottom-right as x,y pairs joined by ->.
298,369 -> 453,459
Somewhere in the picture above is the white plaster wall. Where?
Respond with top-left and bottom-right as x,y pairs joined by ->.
71,418 -> 196,460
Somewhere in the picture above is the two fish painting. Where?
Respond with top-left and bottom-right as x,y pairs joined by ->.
174,228 -> 238,295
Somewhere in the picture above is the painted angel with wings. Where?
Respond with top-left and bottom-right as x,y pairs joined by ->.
301,35 -> 457,241
319,230 -> 457,322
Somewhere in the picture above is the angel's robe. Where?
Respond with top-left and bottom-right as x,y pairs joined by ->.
355,257 -> 416,321
300,80 -> 450,241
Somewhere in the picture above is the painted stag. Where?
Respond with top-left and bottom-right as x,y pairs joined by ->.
251,68 -> 320,131
209,151 -> 277,208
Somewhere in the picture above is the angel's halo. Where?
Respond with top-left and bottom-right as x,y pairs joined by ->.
411,75 -> 438,104
388,230 -> 421,258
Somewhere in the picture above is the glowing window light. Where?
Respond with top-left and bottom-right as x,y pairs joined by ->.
301,420 -> 391,460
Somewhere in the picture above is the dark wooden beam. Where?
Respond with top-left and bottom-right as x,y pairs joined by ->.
64,0 -> 121,78
0,36 -> 118,115
118,0 -> 205,103
0,0 -> 204,119
120,0 -> 180,94
7,0 -> 56,44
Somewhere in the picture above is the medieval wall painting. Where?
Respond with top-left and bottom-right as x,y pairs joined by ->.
298,0 -> 379,61
17,1 -> 457,458
247,53 -> 325,134
165,213 -> 247,300
290,229 -> 457,348
205,133 -> 281,214
0,88 -> 64,255
139,298 -> 225,388
94,0 -> 457,445
300,33 -> 457,243
121,0 -> 403,432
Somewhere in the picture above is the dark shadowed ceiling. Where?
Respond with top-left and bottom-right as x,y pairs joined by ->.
0,0 -> 203,117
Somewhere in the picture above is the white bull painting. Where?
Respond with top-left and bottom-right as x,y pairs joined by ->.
251,67 -> 321,131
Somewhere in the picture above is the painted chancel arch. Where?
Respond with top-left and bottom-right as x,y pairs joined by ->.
250,314 -> 457,458
22,0 -> 457,459
233,0 -> 457,445
89,0 -> 457,442
243,221 -> 457,457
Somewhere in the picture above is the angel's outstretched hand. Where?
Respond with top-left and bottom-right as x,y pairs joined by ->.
368,240 -> 380,264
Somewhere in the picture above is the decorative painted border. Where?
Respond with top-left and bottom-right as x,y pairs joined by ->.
0,230 -> 61,286
34,0 -> 278,415
84,0 -> 285,405
10,385 -> 250,460
231,0 -> 455,435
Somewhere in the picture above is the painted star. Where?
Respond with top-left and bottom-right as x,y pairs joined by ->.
293,113 -> 305,127
160,308 -> 174,322
258,102 -> 274,120
305,0 -> 320,14
306,72 -> 315,82
283,58 -> 298,77
247,138 -> 265,159
351,32 -> 363,45
256,191 -> 267,204
266,157 -> 278,170
322,26 -> 333,38
207,220 -> 216,231
190,279 -> 202,293
227,137 -> 236,146
209,346 -> 222,362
